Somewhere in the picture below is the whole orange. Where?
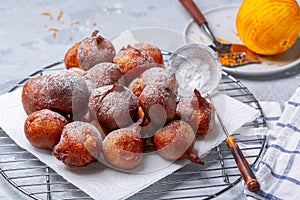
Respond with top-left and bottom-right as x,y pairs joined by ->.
236,0 -> 300,55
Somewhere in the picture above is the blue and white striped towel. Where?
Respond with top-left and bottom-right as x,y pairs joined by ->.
246,86 -> 300,200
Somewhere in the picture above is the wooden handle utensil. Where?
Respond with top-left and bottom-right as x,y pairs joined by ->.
226,136 -> 260,192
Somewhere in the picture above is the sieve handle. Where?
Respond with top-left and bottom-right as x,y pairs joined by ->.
226,136 -> 260,192
179,0 -> 207,25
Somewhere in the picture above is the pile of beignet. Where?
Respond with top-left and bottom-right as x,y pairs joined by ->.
22,30 -> 215,170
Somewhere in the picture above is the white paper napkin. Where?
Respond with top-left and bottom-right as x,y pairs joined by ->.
0,87 -> 259,200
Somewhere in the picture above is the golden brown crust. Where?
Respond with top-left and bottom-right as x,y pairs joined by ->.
88,85 -> 139,130
102,128 -> 143,170
138,84 -> 177,125
128,67 -> 178,98
47,70 -> 89,114
83,62 -> 124,91
78,30 -> 115,70
22,75 -> 50,115
24,109 -> 69,150
128,77 -> 144,97
53,121 -> 102,168
113,46 -> 155,83
176,92 -> 215,135
64,42 -> 82,69
133,43 -> 164,65
154,120 -> 195,161
64,30 -> 116,71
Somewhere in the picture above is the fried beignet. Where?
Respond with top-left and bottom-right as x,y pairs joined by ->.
53,121 -> 103,168
113,46 -> 155,83
139,84 -> 177,125
154,120 -> 204,165
88,85 -> 138,130
176,89 -> 215,135
24,109 -> 69,150
47,70 -> 89,114
83,62 -> 124,91
133,43 -> 164,65
78,30 -> 115,70
128,67 -> 178,97
64,30 -> 115,70
102,122 -> 143,170
22,75 -> 50,115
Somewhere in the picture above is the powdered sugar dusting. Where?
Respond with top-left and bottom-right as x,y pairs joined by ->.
113,46 -> 155,74
47,70 -> 89,114
78,34 -> 116,70
22,75 -> 50,115
83,62 -> 124,91
89,85 -> 138,130
141,67 -> 178,94
139,84 -> 177,124
174,57 -> 211,97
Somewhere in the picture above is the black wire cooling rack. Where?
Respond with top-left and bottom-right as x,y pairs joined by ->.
0,54 -> 266,200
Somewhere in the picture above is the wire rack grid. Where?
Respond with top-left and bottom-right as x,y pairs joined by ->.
0,54 -> 266,200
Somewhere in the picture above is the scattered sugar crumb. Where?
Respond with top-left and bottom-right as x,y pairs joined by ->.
48,28 -> 60,39
57,9 -> 63,21
42,12 -> 53,20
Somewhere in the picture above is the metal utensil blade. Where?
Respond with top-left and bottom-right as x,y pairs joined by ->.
205,92 -> 260,192
209,44 -> 261,68
179,0 -> 261,68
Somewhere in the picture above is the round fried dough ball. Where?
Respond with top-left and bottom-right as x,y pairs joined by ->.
102,124 -> 143,170
88,85 -> 139,130
78,30 -> 115,70
64,30 -> 115,70
22,75 -> 50,115
133,43 -> 164,65
176,90 -> 215,135
113,46 -> 155,83
129,67 -> 178,97
83,62 -> 124,91
154,120 -> 204,164
24,109 -> 69,150
53,121 -> 103,168
47,70 -> 89,114
139,84 -> 177,125
154,120 -> 195,161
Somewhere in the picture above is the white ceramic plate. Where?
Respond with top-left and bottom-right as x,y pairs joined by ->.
184,4 -> 300,76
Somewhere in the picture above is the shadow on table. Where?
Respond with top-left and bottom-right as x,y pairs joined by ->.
230,64 -> 300,81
